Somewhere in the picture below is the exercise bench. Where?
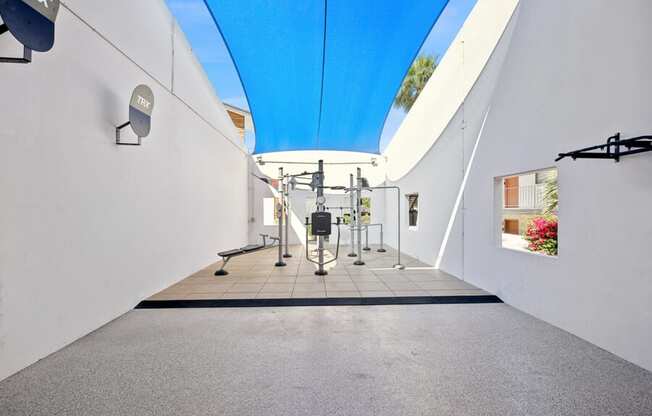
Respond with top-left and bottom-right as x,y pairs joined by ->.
214,234 -> 279,276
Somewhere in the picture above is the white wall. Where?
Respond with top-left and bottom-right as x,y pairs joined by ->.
383,0 -> 520,272
384,0 -> 520,180
0,0 -> 248,380
463,0 -> 652,372
385,0 -> 652,371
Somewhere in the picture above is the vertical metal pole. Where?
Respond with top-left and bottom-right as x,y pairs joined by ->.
315,160 -> 327,276
283,182 -> 292,258
394,187 -> 405,270
363,225 -> 371,251
354,168 -> 365,266
275,167 -> 286,267
348,174 -> 357,257
377,224 -> 386,252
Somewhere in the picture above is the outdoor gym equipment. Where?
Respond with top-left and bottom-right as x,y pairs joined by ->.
303,160 -> 342,276
279,160 -> 343,275
250,168 -> 292,266
347,174 -> 357,258
363,183 -> 405,270
282,180 -> 292,259
325,206 -> 352,216
360,223 -> 386,252
353,168 -> 365,266
275,167 -> 286,267
325,204 -> 355,257
346,168 -> 404,270
214,234 -> 279,276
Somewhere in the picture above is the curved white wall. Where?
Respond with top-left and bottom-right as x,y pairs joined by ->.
383,0 -> 520,274
384,0 -> 519,181
462,0 -> 652,372
0,0 -> 248,380
385,0 -> 652,371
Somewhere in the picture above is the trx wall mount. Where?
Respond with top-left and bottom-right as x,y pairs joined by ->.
0,0 -> 59,64
556,133 -> 652,163
116,85 -> 155,146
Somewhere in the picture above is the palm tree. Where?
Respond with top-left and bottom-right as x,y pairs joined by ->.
394,55 -> 437,112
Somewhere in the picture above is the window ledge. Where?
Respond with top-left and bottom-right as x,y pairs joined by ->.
500,246 -> 558,260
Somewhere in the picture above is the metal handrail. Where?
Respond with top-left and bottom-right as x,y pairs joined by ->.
304,222 -> 341,267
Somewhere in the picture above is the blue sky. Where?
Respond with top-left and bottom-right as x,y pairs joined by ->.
166,0 -> 477,152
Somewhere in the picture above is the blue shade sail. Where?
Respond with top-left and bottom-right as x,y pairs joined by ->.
204,0 -> 449,154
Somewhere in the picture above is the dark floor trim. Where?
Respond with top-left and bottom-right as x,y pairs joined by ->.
135,295 -> 503,309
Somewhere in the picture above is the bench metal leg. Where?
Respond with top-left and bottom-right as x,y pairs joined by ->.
214,257 -> 231,276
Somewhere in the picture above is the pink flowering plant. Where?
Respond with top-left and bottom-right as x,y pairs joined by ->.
524,216 -> 558,256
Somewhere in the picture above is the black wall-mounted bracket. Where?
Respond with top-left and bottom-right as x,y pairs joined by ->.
556,133 -> 652,163
0,24 -> 32,64
116,122 -> 142,146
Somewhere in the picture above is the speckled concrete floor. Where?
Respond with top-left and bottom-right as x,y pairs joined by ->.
1,304 -> 651,416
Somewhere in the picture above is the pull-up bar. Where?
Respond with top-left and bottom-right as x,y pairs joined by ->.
556,133 -> 652,163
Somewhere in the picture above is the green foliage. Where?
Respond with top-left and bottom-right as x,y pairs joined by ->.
394,55 -> 437,112
524,215 -> 558,256
543,177 -> 558,215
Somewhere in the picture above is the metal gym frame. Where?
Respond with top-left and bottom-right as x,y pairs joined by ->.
271,161 -> 402,272
325,205 -> 355,257
353,168 -> 366,266
325,205 -> 353,216
302,160 -> 342,276
256,157 -> 378,167
280,161 -> 339,275
275,167 -> 287,267
314,160 -> 327,275
283,179 -> 292,258
347,174 -> 358,258
344,168 -> 404,270
371,185 -> 405,270
359,223 -> 386,252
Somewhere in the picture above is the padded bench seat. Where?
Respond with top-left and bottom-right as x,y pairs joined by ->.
218,244 -> 265,258
215,236 -> 277,276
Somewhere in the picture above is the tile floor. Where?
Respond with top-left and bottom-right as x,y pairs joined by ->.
148,245 -> 490,300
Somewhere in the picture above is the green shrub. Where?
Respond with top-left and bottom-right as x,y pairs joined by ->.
524,216 -> 558,256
